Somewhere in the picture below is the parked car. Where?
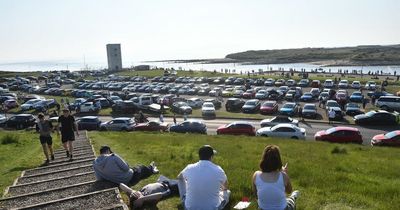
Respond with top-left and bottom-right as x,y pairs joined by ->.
300,92 -> 314,102
354,110 -> 397,126
242,99 -> 261,113
255,90 -> 268,100
225,98 -> 245,112
349,91 -> 364,103
323,79 -> 335,88
351,81 -> 361,89
275,79 -> 285,86
298,79 -> 309,87
256,124 -> 306,139
20,99 -> 43,111
217,121 -> 256,136
371,130 -> 400,147
264,78 -> 276,86
112,100 -> 136,113
171,102 -> 192,114
169,120 -> 207,134
78,102 -> 100,113
4,99 -> 19,109
310,88 -> 320,98
365,81 -> 377,90
279,102 -> 298,116
77,116 -> 101,131
186,98 -> 204,109
134,121 -> 169,132
204,98 -> 222,109
338,80 -> 349,88
345,103 -> 364,116
5,114 -> 36,129
375,96 -> 400,111
302,104 -> 317,119
314,127 -> 363,144
100,117 -> 135,131
311,80 -> 321,88
201,102 -> 216,118
260,116 -> 299,127
260,101 -> 278,115
242,89 -> 256,99
0,114 -> 6,126
326,100 -> 341,111
286,79 -> 296,86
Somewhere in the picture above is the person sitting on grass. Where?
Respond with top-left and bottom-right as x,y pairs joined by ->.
35,113 -> 55,166
119,175 -> 180,209
252,145 -> 299,210
93,145 -> 159,186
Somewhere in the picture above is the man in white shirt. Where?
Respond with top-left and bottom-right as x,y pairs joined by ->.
177,145 -> 230,210
328,108 -> 336,124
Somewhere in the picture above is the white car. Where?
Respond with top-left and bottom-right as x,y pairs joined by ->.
78,102 -> 99,113
201,102 -> 216,117
338,80 -> 349,88
100,117 -> 135,131
323,79 -> 334,88
365,81 -> 376,90
256,124 -> 306,139
351,81 -> 361,89
21,99 -> 43,111
0,114 -> 7,125
187,98 -> 204,108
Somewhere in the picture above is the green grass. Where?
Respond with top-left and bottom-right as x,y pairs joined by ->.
0,131 -> 60,194
89,132 -> 400,210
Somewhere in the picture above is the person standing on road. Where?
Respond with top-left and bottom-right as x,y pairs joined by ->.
362,98 -> 367,110
173,113 -> 177,125
328,108 -> 336,124
56,108 -> 79,161
183,113 -> 188,121
36,113 -> 55,165
159,113 -> 164,123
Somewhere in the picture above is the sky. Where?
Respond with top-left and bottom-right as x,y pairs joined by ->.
0,0 -> 399,64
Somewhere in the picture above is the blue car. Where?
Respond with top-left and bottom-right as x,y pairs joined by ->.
300,92 -> 314,102
349,91 -> 364,102
279,102 -> 298,116
169,120 -> 207,134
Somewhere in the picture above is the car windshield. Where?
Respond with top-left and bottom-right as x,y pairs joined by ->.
384,131 -> 398,139
283,104 -> 294,108
353,92 -> 361,96
327,102 -> 339,107
304,93 -> 312,96
366,111 -> 375,117
326,127 -> 337,134
337,93 -> 346,97
347,103 -> 358,108
304,105 -> 315,110
204,104 -> 214,107
246,101 -> 256,105
263,102 -> 274,107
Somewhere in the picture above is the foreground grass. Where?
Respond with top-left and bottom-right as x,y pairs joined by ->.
0,131 -> 60,194
89,132 -> 400,210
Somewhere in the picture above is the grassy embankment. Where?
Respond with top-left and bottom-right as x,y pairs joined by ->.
0,131 -> 61,194
89,132 -> 400,210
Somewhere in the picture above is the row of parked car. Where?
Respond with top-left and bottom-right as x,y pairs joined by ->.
1,114 -> 398,147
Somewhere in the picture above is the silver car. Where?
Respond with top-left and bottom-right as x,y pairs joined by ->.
100,117 -> 135,131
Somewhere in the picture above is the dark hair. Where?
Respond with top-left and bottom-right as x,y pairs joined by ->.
199,145 -> 215,160
259,145 -> 283,173
38,113 -> 44,119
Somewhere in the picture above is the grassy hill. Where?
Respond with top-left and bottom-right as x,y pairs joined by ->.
89,132 -> 400,210
225,44 -> 400,66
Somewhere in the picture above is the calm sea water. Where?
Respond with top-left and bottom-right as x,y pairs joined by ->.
1,60 -> 400,74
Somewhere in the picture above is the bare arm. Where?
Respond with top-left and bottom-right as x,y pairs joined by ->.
133,192 -> 165,208
252,171 -> 259,198
282,172 -> 293,194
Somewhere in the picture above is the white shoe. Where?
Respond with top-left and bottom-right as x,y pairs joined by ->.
291,190 -> 300,200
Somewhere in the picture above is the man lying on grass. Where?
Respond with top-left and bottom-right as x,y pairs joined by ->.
93,145 -> 159,186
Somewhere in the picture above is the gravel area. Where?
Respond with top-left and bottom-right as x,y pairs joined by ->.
54,150 -> 94,159
17,165 -> 93,185
26,189 -> 122,210
0,181 -> 118,209
7,173 -> 95,196
24,160 -> 94,176
50,154 -> 95,164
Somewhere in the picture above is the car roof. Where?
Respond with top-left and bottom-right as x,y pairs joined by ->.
333,126 -> 359,132
230,121 -> 252,125
113,117 -> 131,120
272,123 -> 297,128
81,116 -> 98,119
16,114 -> 33,117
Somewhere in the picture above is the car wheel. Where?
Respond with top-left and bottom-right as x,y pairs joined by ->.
121,127 -> 128,131
100,126 -> 107,131
381,105 -> 389,111
291,136 -> 299,140
261,134 -> 268,137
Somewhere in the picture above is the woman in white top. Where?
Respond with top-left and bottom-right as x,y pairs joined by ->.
252,145 -> 299,210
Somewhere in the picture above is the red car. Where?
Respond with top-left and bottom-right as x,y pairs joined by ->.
314,126 -> 363,144
335,92 -> 347,105
242,89 -> 256,99
371,130 -> 400,147
217,121 -> 256,136
260,101 -> 278,115
4,99 -> 19,109
134,121 -> 169,132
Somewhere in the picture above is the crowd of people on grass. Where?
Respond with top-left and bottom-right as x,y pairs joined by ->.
35,111 -> 299,209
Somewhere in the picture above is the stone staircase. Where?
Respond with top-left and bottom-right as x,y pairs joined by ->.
0,132 -> 129,210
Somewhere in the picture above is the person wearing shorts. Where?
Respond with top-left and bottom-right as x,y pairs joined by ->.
56,108 -> 79,161
36,113 -> 55,165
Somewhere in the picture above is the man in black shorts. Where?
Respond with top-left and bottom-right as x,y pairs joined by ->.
56,108 -> 79,161
36,113 -> 55,166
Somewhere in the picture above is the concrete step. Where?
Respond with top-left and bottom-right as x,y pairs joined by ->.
53,148 -> 93,156
52,145 -> 92,154
50,153 -> 95,165
53,150 -> 94,159
101,204 -> 129,210
23,159 -> 94,176
6,172 -> 95,196
16,165 -> 93,185
0,181 -> 118,209
15,188 -> 127,210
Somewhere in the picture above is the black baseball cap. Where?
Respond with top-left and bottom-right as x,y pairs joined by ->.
100,145 -> 112,154
199,145 -> 217,160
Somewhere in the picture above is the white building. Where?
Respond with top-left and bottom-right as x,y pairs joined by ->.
106,44 -> 122,71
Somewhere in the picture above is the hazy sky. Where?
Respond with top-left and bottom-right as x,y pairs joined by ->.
0,0 -> 399,63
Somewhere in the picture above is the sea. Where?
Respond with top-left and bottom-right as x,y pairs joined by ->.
1,60 -> 400,75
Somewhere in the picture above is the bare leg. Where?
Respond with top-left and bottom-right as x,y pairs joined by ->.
68,141 -> 73,156
48,144 -> 54,156
63,142 -> 69,151
42,143 -> 49,160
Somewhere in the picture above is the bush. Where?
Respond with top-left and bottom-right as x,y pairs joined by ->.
331,146 -> 347,154
1,134 -> 19,145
